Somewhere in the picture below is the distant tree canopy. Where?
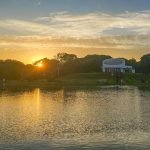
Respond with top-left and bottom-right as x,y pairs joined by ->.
56,53 -> 77,63
27,58 -> 59,80
0,60 -> 25,80
139,54 -> 150,73
0,53 -> 150,80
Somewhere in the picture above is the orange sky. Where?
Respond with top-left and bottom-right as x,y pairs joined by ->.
0,5 -> 150,64
0,36 -> 149,63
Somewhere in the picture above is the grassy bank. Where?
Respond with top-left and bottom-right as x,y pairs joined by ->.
58,73 -> 150,89
124,73 -> 150,90
1,72 -> 150,90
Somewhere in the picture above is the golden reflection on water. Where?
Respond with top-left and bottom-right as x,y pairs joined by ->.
33,88 -> 41,118
0,87 -> 149,148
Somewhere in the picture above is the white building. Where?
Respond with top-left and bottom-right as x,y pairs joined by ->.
102,58 -> 135,73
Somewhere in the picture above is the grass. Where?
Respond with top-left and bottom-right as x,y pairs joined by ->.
0,72 -> 150,90
56,72 -> 113,86
123,73 -> 150,90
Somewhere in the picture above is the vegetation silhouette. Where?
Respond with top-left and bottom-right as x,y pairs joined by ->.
0,53 -> 150,80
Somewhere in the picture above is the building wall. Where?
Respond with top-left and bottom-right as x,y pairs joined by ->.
102,58 -> 134,73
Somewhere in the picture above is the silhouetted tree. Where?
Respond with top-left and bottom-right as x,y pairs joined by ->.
33,58 -> 59,80
138,54 -> 150,73
56,53 -> 77,63
0,59 -> 25,80
0,53 -> 150,81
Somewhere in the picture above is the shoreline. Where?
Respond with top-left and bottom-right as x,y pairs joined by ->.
0,81 -> 149,91
0,73 -> 150,90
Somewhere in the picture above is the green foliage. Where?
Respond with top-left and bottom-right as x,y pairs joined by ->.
57,73 -> 113,86
0,53 -> 150,81
56,53 -> 77,63
28,58 -> 59,80
138,54 -> 150,73
0,59 -> 25,80
56,54 -> 111,74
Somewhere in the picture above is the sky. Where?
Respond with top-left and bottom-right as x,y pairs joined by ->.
0,0 -> 150,63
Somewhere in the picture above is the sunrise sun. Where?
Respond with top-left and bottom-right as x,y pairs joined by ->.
36,62 -> 43,68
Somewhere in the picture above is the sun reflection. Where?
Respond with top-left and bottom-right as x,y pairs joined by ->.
33,88 -> 41,117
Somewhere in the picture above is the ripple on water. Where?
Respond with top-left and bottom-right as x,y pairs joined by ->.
0,87 -> 149,149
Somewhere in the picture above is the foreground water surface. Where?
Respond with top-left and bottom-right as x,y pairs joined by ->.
0,86 -> 149,150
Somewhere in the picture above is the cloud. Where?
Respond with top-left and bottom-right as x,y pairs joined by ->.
0,35 -> 150,62
37,1 -> 41,6
0,34 -> 150,50
0,10 -> 150,38
0,19 -> 57,36
35,10 -> 150,37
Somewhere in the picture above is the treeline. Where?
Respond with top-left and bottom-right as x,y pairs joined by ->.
0,53 -> 150,80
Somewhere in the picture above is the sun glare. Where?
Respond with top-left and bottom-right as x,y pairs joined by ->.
36,63 -> 43,68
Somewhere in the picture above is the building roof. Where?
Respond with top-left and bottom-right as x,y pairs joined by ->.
103,58 -> 125,66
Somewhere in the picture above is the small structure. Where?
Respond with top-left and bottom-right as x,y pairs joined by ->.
102,58 -> 135,73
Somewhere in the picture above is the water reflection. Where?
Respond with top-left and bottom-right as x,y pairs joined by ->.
0,87 -> 149,149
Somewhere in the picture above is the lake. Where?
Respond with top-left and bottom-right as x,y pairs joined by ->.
0,86 -> 149,150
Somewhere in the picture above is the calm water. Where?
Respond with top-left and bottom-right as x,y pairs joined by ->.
0,87 -> 149,150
